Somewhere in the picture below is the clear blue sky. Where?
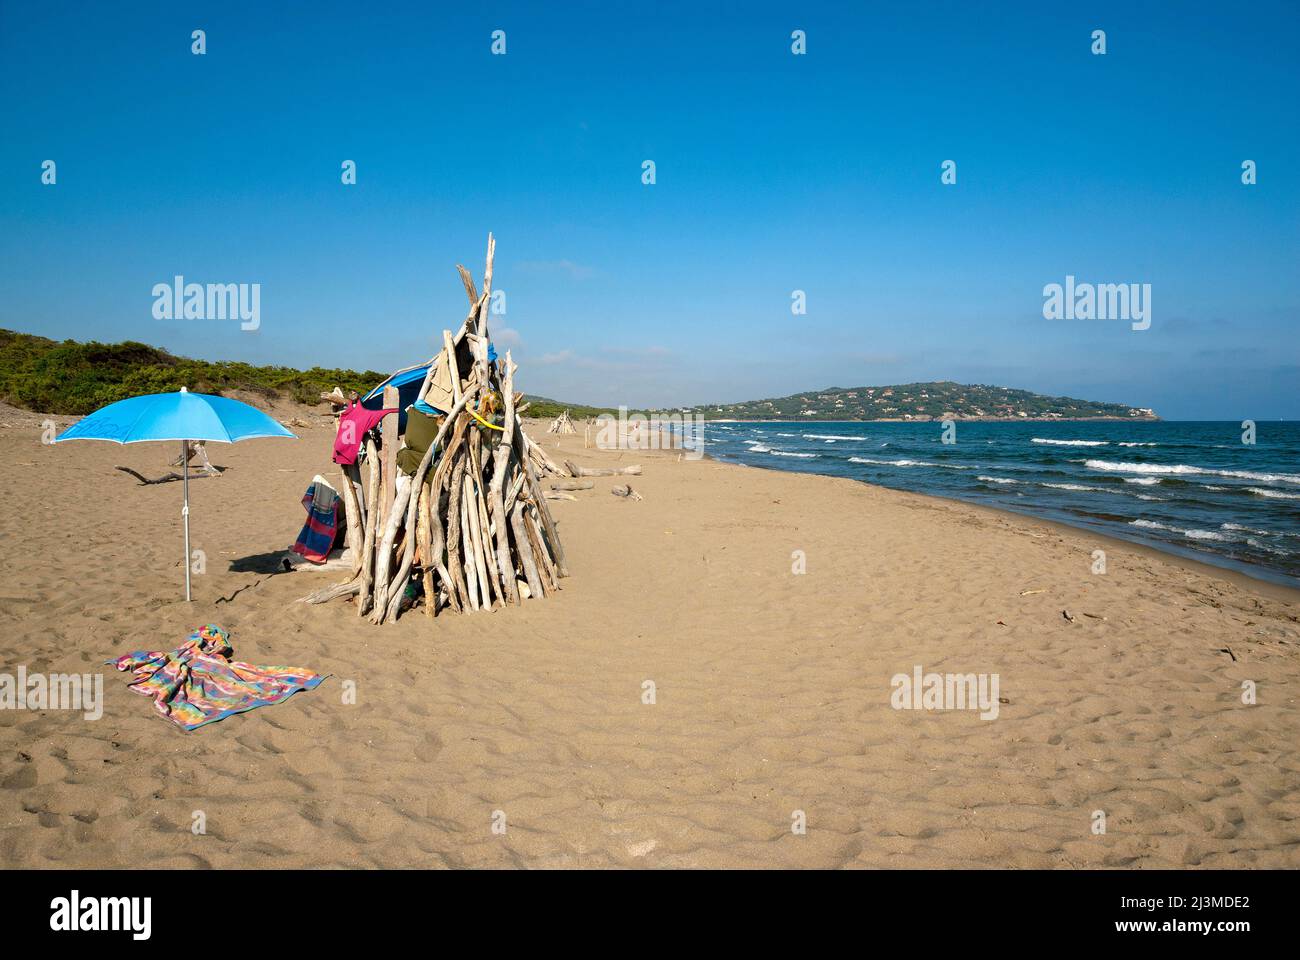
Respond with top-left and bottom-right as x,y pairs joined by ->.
2,1 -> 1296,418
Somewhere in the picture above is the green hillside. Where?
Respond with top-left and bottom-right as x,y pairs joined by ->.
689,381 -> 1157,421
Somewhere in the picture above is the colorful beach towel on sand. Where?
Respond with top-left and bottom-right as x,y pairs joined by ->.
108,624 -> 324,731
292,476 -> 340,563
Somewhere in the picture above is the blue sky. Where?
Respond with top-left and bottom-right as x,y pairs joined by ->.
1,1 -> 1296,418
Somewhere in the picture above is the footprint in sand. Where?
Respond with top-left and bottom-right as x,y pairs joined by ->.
626,838 -> 657,857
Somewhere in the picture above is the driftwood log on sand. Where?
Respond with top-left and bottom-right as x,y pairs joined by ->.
610,484 -> 643,501
563,460 -> 642,478
302,233 -> 568,620
550,479 -> 594,491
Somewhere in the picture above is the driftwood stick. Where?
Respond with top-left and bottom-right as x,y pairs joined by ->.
452,293 -> 487,348
115,465 -> 220,485
356,436 -> 381,616
470,233 -> 495,383
338,465 -> 364,578
510,502 -> 544,599
504,470 -> 526,513
379,385 -> 400,531
550,479 -> 594,491
527,436 -> 570,476
516,430 -> 569,577
488,352 -> 520,605
371,472 -> 409,621
299,577 -> 362,604
525,504 -> 558,593
443,329 -> 462,404
564,460 -> 642,477
457,264 -> 478,306
374,387 -> 479,623
460,477 -> 479,611
468,429 -> 499,606
477,488 -> 498,604
344,462 -> 365,528
428,485 -> 456,617
417,482 -> 435,617
445,453 -> 469,610
464,471 -> 492,609
428,416 -> 469,614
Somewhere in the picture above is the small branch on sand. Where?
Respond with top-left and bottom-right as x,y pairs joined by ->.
115,465 -> 223,485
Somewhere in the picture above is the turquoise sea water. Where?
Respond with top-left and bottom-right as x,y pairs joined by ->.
702,421 -> 1300,588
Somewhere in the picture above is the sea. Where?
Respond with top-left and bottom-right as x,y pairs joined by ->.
700,420 -> 1300,588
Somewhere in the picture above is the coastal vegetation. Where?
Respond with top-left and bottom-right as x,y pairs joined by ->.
0,329 -> 606,420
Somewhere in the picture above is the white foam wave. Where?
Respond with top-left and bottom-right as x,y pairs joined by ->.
850,457 -> 934,467
1246,537 -> 1290,555
1131,519 -> 1175,531
1085,460 -> 1300,484
1247,487 -> 1300,500
1130,519 -> 1229,542
1032,438 -> 1108,446
1223,523 -> 1271,537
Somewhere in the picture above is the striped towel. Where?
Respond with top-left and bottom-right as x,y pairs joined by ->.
108,625 -> 324,731
291,475 -> 339,563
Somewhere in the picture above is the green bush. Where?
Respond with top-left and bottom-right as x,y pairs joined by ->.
0,329 -> 387,415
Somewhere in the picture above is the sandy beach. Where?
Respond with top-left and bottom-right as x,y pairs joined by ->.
1,403 -> 1298,869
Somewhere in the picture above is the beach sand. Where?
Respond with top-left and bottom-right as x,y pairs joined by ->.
1,403 -> 1298,868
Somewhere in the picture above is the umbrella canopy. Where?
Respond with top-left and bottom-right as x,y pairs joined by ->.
54,388 -> 296,444
54,389 -> 297,601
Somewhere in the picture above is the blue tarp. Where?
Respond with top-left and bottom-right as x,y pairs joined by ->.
362,365 -> 429,433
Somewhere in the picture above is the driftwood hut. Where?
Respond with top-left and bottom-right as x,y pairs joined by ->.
547,409 -> 576,434
304,235 -> 570,622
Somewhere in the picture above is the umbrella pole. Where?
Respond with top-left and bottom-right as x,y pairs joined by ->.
182,439 -> 192,602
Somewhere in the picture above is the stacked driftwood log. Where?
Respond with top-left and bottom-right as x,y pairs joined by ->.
304,235 -> 569,623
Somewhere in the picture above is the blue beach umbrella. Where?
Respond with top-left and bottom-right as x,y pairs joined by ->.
54,388 -> 297,601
